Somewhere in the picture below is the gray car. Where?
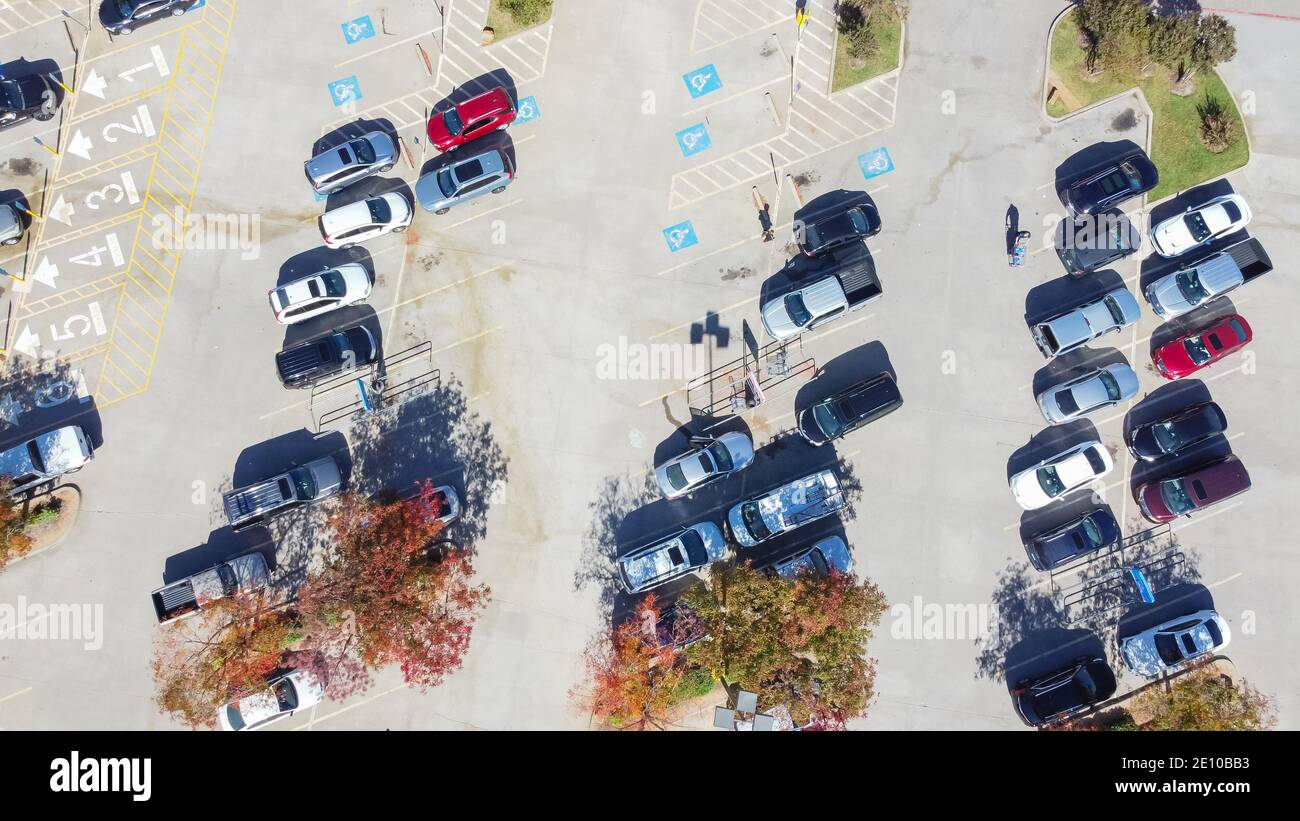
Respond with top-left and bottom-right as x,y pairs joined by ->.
0,425 -> 94,496
1037,362 -> 1140,424
415,148 -> 514,215
305,131 -> 397,196
616,522 -> 729,594
1030,287 -> 1141,358
0,202 -> 25,246
223,455 -> 343,532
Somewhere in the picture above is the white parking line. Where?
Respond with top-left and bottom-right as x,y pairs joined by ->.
0,686 -> 33,704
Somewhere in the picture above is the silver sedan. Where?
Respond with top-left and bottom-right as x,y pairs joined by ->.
654,431 -> 754,499
1036,362 -> 1140,425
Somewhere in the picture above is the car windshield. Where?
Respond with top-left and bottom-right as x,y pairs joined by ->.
1161,479 -> 1196,515
680,530 -> 707,566
0,81 -> 21,109
321,271 -> 346,298
436,168 -> 456,197
664,463 -> 688,491
1183,334 -> 1212,365
784,293 -> 813,327
1221,202 -> 1241,223
224,705 -> 246,731
26,441 -> 46,474
1038,466 -> 1065,498
706,441 -> 733,472
367,197 -> 391,224
740,502 -> 772,541
443,108 -> 464,135
803,224 -> 821,249
1081,516 -> 1101,548
1152,421 -> 1182,453
813,401 -> 844,438
1103,296 -> 1125,325
273,679 -> 298,711
1118,161 -> 1141,189
1154,634 -> 1184,664
117,0 -> 135,15
1229,318 -> 1247,342
1184,211 -> 1212,242
847,208 -> 868,233
1084,447 -> 1106,474
1175,270 -> 1209,304
1099,371 -> 1121,401
1055,390 -> 1079,416
350,138 -> 376,164
289,467 -> 316,500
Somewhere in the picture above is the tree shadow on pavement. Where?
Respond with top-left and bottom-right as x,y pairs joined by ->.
575,471 -> 661,620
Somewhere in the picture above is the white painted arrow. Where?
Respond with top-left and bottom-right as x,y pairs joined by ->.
67,130 -> 93,160
81,68 -> 107,99
31,256 -> 59,288
48,195 -> 74,226
13,326 -> 41,359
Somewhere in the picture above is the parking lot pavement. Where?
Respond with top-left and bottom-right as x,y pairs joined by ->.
0,0 -> 1298,732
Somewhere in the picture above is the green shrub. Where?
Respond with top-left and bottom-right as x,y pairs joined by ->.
671,667 -> 716,703
1197,94 -> 1239,153
27,506 -> 60,527
1105,712 -> 1140,731
500,0 -> 551,26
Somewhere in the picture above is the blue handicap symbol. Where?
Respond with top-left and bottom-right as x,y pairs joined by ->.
328,76 -> 363,108
663,221 -> 699,253
515,95 -> 540,124
682,65 -> 722,98
858,146 -> 895,180
342,16 -> 376,45
676,124 -> 711,157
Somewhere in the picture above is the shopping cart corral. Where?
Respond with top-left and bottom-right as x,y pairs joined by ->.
1051,524 -> 1186,626
309,341 -> 438,432
686,337 -> 815,425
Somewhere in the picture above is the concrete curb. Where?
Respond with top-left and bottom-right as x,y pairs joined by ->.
2,484 -> 82,570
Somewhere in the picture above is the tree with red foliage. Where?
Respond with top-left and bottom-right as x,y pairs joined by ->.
573,595 -> 695,730
295,481 -> 490,690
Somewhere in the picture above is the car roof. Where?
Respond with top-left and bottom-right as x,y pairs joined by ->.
320,199 -> 374,233
32,427 -> 89,473
1186,456 -> 1251,502
453,149 -> 505,183
457,86 -> 512,118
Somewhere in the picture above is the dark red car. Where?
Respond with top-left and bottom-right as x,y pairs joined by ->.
426,87 -> 516,152
1152,314 -> 1252,380
1135,455 -> 1251,523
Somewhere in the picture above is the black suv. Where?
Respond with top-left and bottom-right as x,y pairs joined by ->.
1023,508 -> 1120,572
1013,656 -> 1117,727
797,371 -> 902,446
0,73 -> 56,131
1063,148 -> 1158,216
100,0 -> 200,35
275,324 -> 378,389
1056,211 -> 1141,277
797,202 -> 882,257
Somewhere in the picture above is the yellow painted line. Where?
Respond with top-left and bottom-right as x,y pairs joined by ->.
0,687 -> 33,705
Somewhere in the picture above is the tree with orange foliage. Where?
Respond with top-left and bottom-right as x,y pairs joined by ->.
152,589 -> 298,728
295,481 -> 490,690
0,478 -> 34,571
574,595 -> 695,730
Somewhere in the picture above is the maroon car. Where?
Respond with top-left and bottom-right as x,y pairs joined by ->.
1135,455 -> 1251,523
426,87 -> 516,152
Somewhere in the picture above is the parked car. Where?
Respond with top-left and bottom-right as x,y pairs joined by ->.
0,202 -> 26,245
796,202 -> 881,257
223,455 -> 344,532
1030,287 -> 1141,358
647,600 -> 708,650
1144,238 -> 1272,319
1120,610 -> 1231,677
150,553 -> 270,625
319,193 -> 412,249
760,239 -> 882,340
1150,194 -> 1252,258
727,470 -> 845,548
616,522 -> 728,594
1009,440 -> 1113,511
0,71 -> 56,131
217,669 -> 324,731
275,324 -> 379,389
426,86 -> 516,151
1036,362 -> 1139,425
0,426 -> 94,496
426,485 -> 461,525
1063,148 -> 1158,216
1012,656 -> 1117,727
797,371 -> 902,446
100,0 -> 200,35
653,431 -> 754,500
1152,314 -> 1251,380
1127,401 -> 1227,462
768,536 -> 854,580
1135,455 -> 1250,524
1023,508 -> 1120,572
304,131 -> 397,196
1056,211 -> 1141,276
268,264 -> 372,325
415,148 -> 514,215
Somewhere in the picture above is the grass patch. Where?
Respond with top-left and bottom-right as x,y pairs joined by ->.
486,0 -> 552,41
831,15 -> 901,92
1046,10 -> 1248,200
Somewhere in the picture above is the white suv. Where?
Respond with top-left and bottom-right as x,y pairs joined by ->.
319,193 -> 412,249
269,264 -> 371,325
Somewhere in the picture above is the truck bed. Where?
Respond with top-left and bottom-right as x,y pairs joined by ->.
1224,237 -> 1272,283
827,240 -> 883,305
152,582 -> 198,622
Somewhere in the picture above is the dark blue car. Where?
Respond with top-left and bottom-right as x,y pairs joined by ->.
100,0 -> 199,35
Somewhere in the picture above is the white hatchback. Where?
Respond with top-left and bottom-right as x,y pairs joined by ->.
1009,440 -> 1113,510
319,192 -> 413,249
269,264 -> 372,325
1150,194 -> 1252,257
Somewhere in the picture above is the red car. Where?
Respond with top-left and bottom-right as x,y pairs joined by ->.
426,87 -> 516,152
1135,456 -> 1251,523
1152,314 -> 1252,380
